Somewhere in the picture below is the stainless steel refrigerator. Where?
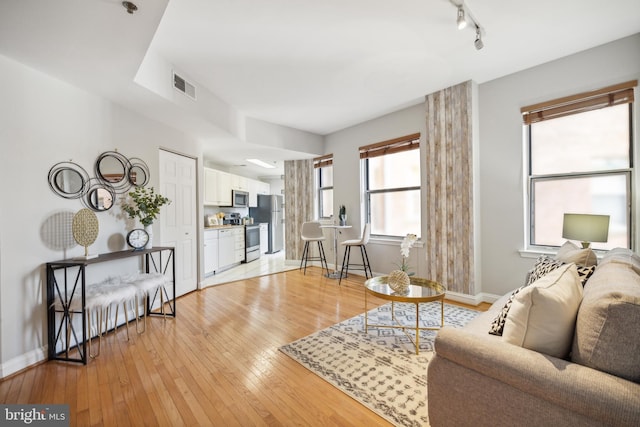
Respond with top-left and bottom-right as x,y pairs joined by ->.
250,194 -> 284,254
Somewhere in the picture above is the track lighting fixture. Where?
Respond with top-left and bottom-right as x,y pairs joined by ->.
474,26 -> 484,50
450,1 -> 485,50
456,6 -> 467,30
122,1 -> 138,14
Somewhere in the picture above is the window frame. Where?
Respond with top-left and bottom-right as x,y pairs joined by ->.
360,133 -> 421,239
523,82 -> 636,251
314,154 -> 333,219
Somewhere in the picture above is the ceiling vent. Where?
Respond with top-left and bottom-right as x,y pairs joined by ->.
173,72 -> 196,100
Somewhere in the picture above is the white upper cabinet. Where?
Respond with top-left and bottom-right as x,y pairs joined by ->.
248,179 -> 271,207
231,174 -> 249,191
204,168 -> 232,206
205,167 -> 269,207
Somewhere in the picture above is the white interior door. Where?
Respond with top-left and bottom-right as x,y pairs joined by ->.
159,149 -> 198,297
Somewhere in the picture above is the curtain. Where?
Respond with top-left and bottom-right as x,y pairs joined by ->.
284,159 -> 314,261
424,80 -> 475,295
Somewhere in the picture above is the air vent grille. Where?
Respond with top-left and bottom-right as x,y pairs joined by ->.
173,72 -> 196,100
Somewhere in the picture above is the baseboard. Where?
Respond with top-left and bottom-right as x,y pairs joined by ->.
1,346 -> 47,379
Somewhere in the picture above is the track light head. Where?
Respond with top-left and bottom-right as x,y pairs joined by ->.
122,1 -> 138,14
456,6 -> 467,30
474,26 -> 484,50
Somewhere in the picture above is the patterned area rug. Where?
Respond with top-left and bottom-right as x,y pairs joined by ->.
279,302 -> 479,427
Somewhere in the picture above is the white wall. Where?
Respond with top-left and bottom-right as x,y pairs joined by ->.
324,103 -> 428,279
0,54 -> 203,376
324,33 -> 640,302
479,34 -> 640,297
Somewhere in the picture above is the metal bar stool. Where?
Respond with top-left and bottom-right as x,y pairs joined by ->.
339,223 -> 372,285
299,221 -> 329,275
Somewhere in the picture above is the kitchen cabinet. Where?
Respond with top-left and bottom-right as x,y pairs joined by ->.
231,174 -> 248,191
260,223 -> 268,254
204,168 -> 232,206
234,227 -> 246,263
248,179 -> 271,207
204,229 -> 219,276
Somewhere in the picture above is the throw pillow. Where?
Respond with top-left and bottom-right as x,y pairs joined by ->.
555,240 -> 598,266
488,255 -> 564,336
502,263 -> 583,359
575,264 -> 596,287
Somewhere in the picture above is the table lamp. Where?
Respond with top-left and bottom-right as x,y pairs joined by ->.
562,213 -> 610,248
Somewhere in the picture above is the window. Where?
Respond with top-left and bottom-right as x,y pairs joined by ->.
360,133 -> 421,238
314,154 -> 333,219
523,81 -> 636,250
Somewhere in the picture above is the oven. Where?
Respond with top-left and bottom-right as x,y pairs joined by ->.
244,224 -> 261,263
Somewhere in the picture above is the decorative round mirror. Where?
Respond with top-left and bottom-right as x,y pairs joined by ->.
128,158 -> 149,187
48,162 -> 89,199
83,178 -> 116,212
95,151 -> 132,193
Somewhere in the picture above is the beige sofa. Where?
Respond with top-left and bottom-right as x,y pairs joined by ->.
427,248 -> 640,426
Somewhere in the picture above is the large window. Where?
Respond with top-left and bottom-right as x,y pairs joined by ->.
361,133 -> 421,237
314,154 -> 333,219
523,81 -> 635,250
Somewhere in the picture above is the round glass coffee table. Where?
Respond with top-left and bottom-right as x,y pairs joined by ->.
364,276 -> 446,354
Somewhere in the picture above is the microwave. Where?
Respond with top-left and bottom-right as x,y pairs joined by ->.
231,189 -> 249,208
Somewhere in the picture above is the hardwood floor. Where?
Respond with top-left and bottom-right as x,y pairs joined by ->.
0,268 -> 488,426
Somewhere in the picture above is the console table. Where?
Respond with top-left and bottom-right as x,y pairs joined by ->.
46,247 -> 175,364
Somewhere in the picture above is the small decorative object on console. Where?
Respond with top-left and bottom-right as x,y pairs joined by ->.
72,208 -> 100,259
126,228 -> 149,250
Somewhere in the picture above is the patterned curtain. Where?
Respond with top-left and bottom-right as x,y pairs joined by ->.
284,159 -> 314,261
424,81 -> 475,295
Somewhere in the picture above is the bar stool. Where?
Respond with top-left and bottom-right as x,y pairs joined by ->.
299,221 -> 329,275
339,223 -> 372,285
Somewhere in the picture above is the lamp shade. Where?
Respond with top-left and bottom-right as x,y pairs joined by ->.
562,213 -> 610,246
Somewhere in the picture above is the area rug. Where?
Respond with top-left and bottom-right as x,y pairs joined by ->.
279,302 -> 479,427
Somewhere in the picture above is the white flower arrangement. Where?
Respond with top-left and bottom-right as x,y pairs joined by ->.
398,233 -> 418,274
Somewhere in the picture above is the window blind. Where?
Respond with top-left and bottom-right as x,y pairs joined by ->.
359,133 -> 420,159
313,154 -> 333,168
521,80 -> 637,125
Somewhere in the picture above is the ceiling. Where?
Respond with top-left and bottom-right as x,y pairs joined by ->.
1,0 -> 639,177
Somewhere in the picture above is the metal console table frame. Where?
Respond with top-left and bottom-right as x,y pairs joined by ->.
46,247 -> 176,364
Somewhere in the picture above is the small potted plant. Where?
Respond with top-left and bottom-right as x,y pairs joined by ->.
339,205 -> 347,226
122,186 -> 171,248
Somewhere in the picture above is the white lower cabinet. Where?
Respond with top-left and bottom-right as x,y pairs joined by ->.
260,223 -> 268,254
204,229 -> 219,276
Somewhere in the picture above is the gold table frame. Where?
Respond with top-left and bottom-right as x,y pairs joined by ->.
364,276 -> 446,354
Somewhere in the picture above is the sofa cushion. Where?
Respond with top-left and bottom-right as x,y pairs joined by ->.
571,249 -> 640,383
555,240 -> 598,266
503,263 -> 583,359
488,255 -> 564,336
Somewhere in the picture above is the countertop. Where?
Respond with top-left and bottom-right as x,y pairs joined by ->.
204,225 -> 244,230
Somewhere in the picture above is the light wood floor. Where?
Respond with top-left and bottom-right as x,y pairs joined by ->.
0,268 -> 488,426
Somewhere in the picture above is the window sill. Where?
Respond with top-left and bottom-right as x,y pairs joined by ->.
519,246 -> 608,259
369,236 -> 424,248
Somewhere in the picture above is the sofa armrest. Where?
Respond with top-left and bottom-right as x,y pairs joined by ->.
431,327 -> 640,425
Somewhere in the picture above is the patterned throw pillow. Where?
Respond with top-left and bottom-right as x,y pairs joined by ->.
575,264 -> 596,287
488,255 -> 564,336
